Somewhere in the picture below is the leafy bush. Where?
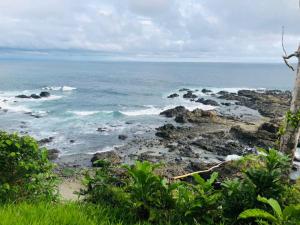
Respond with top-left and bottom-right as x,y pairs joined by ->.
0,131 -> 58,203
238,195 -> 300,225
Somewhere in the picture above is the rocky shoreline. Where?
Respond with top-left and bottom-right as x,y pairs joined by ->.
50,88 -> 300,179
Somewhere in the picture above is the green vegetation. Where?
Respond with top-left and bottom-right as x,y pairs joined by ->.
0,131 -> 300,225
0,131 -> 58,204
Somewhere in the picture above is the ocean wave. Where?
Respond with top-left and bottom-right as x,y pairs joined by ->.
119,103 -> 216,117
68,111 -> 100,116
42,86 -> 77,91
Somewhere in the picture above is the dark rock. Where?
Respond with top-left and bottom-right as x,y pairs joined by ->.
91,151 -> 122,167
175,115 -> 189,123
201,88 -> 212,93
40,91 -> 50,98
70,140 -> 75,143
38,137 -> 54,145
118,134 -> 128,140
178,145 -> 199,158
97,128 -> 107,132
218,89 -> 291,118
155,124 -> 176,139
179,88 -> 191,92
258,122 -> 279,134
196,98 -> 219,106
16,94 -> 31,99
183,91 -> 197,99
167,93 -> 179,98
160,106 -> 188,118
221,102 -> 231,106
30,94 -> 41,99
47,149 -> 60,160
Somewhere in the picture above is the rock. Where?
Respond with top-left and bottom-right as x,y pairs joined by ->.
155,124 -> 176,139
38,137 -> 54,145
91,151 -> 122,167
201,88 -> 212,93
118,134 -> 128,140
70,140 -> 75,143
221,102 -> 231,106
30,94 -> 41,99
179,88 -> 191,92
16,94 -> 30,99
196,98 -> 219,106
97,128 -> 107,132
258,122 -> 279,134
183,91 -> 197,99
218,89 -> 291,118
160,106 -> 188,118
47,149 -> 60,160
175,115 -> 189,123
40,91 -> 50,98
167,93 -> 179,98
178,145 -> 199,158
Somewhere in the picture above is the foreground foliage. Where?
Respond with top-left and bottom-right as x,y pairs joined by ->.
81,149 -> 300,225
0,131 -> 58,204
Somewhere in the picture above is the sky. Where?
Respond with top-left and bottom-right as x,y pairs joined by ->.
0,0 -> 299,62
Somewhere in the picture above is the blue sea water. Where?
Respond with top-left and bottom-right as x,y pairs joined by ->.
0,60 -> 295,155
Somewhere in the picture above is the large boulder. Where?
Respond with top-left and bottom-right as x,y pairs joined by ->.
183,91 -> 197,99
196,98 -> 219,106
91,151 -> 122,167
155,124 -> 177,139
40,91 -> 50,98
160,106 -> 188,118
16,94 -> 30,99
167,93 -> 179,98
31,94 -> 41,99
47,149 -> 60,160
201,88 -> 212,94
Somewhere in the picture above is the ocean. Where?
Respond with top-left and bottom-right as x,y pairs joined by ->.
0,60 -> 295,156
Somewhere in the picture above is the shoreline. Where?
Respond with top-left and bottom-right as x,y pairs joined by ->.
49,88 -> 299,179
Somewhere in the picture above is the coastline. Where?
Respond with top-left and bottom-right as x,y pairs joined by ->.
49,88 -> 299,179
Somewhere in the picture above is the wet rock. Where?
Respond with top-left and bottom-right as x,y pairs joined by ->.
155,124 -> 176,139
16,94 -> 30,99
201,88 -> 212,93
160,106 -> 188,118
91,151 -> 122,167
47,149 -> 60,160
218,89 -> 291,118
70,140 -> 75,143
196,98 -> 219,106
167,93 -> 179,98
40,91 -> 50,98
97,128 -> 107,132
118,134 -> 128,140
258,122 -> 279,134
30,94 -> 41,99
138,151 -> 164,162
39,137 -> 54,145
178,145 -> 199,158
221,102 -> 231,106
179,88 -> 191,92
183,91 -> 197,99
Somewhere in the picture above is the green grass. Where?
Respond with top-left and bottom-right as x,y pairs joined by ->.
0,202 -> 150,225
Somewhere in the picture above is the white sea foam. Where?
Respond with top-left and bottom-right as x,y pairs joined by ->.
69,111 -> 99,116
42,86 -> 77,91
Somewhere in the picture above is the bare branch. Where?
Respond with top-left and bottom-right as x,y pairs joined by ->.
282,26 -> 288,57
172,162 -> 225,180
283,57 -> 295,71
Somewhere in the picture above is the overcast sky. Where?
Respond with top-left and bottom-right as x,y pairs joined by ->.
0,0 -> 299,62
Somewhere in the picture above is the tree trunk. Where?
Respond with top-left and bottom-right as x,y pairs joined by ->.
280,46 -> 300,161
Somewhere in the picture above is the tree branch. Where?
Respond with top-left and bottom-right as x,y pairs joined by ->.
172,162 -> 225,180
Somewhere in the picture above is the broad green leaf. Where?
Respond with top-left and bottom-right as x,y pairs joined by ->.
238,209 -> 277,222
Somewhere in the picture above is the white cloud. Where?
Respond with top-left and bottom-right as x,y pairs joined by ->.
0,0 -> 299,61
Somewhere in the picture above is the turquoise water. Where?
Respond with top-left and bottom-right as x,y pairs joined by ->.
0,60 -> 294,155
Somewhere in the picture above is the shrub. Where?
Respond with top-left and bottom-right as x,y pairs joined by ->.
238,195 -> 300,225
0,131 -> 58,203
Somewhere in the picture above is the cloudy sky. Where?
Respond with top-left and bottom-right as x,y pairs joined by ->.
0,0 -> 299,62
